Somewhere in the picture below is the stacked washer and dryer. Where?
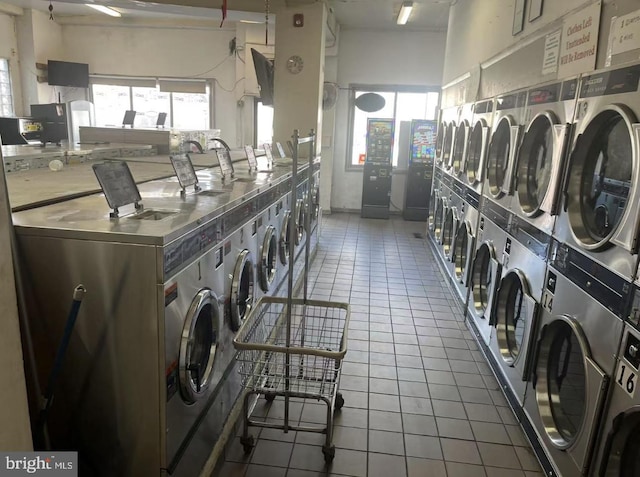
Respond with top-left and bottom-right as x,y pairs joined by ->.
432,61 -> 640,477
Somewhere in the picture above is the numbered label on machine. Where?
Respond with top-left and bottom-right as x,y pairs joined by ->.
616,332 -> 640,398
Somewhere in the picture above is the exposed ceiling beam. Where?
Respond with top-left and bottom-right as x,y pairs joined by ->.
0,1 -> 23,15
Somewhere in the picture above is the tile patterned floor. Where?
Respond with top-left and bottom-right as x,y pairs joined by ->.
218,213 -> 544,477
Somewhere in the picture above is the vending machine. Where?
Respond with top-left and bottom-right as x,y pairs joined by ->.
361,118 -> 394,219
402,119 -> 436,221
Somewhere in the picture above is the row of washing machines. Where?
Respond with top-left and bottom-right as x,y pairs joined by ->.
428,60 -> 640,477
13,159 -> 321,476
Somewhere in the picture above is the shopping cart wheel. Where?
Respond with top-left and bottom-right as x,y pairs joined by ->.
264,392 -> 276,403
322,445 -> 335,462
335,393 -> 345,410
240,435 -> 255,454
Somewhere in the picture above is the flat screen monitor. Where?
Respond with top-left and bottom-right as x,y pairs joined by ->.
47,60 -> 89,88
251,49 -> 274,107
122,110 -> 136,127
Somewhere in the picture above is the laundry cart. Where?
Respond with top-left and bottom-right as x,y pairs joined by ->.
233,130 -> 350,462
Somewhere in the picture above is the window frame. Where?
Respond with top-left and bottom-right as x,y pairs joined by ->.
345,83 -> 440,172
0,58 -> 15,117
89,76 -> 214,130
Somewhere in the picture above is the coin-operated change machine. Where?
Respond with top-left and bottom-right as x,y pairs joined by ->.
403,119 -> 436,221
361,118 -> 394,219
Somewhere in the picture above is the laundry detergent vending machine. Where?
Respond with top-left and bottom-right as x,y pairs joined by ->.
13,145 -> 321,476
429,61 -> 640,477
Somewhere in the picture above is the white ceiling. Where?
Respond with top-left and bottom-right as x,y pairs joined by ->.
0,0 -> 451,30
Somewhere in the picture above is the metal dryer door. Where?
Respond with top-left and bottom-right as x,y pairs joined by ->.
487,115 -> 520,198
566,105 -> 640,252
428,188 -> 440,233
179,289 -> 219,404
259,225 -> 277,292
230,250 -> 255,331
443,122 -> 456,169
436,120 -> 446,165
443,206 -> 459,260
279,210 -> 291,265
516,111 -> 568,216
493,269 -> 539,378
452,120 -> 470,176
466,119 -> 490,186
599,406 -> 640,476
533,315 -> 607,474
454,220 -> 475,286
470,241 -> 502,346
435,198 -> 448,244
295,198 -> 305,246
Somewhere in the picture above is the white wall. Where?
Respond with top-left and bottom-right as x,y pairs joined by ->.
331,29 -> 446,211
0,12 -> 24,116
60,19 -> 241,145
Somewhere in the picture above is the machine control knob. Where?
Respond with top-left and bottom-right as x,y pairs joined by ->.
630,344 -> 639,358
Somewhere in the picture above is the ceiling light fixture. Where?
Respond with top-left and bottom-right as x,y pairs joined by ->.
85,4 -> 121,17
396,1 -> 413,25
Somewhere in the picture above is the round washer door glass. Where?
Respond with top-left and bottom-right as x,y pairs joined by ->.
517,113 -> 556,215
436,122 -> 446,161
466,120 -> 485,184
487,117 -> 513,197
443,122 -> 456,166
260,226 -> 277,292
471,243 -> 496,317
535,318 -> 587,447
280,210 -> 291,265
179,289 -> 218,404
452,121 -> 468,175
570,109 -> 633,246
495,271 -> 528,364
454,222 -> 470,281
230,250 -> 254,331
442,208 -> 455,255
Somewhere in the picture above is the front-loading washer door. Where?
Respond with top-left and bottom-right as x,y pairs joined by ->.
443,122 -> 456,168
493,269 -> 539,378
179,289 -> 219,404
428,188 -> 440,232
466,119 -> 490,185
599,407 -> 640,476
488,116 -> 520,198
230,250 -> 255,331
259,225 -> 277,292
533,315 -> 607,473
517,111 -> 568,216
454,221 -> 474,285
436,121 -> 446,164
471,241 -> 502,322
452,120 -> 469,176
567,105 -> 640,252
443,207 -> 458,259
279,210 -> 291,265
295,198 -> 305,245
435,199 -> 448,244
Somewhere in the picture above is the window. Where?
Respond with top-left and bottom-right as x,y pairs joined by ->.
255,100 -> 274,148
348,86 -> 439,167
0,59 -> 14,117
91,78 -> 211,129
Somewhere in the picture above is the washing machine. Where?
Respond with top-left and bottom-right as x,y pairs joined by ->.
511,78 -> 578,239
451,103 -> 474,180
487,232 -> 545,406
165,243 -> 225,474
256,202 -> 279,297
451,190 -> 479,304
222,206 -> 257,333
554,62 -> 640,281
428,167 -> 443,241
467,199 -> 509,347
464,98 -> 494,196
523,239 -> 628,477
484,89 -> 527,214
439,106 -> 460,172
441,179 -> 464,284
593,320 -> 640,476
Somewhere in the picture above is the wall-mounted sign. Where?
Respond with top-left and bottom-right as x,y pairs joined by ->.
610,8 -> 640,57
542,29 -> 561,75
529,0 -> 543,22
558,1 -> 601,78
513,0 -> 526,35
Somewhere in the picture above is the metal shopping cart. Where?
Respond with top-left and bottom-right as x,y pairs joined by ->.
233,130 -> 350,462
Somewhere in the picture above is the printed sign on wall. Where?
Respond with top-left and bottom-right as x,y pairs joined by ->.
558,1 -> 601,78
610,8 -> 640,56
542,30 -> 562,75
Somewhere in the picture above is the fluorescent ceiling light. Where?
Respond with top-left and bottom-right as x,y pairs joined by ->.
397,1 -> 413,25
240,20 -> 262,24
85,4 -> 121,17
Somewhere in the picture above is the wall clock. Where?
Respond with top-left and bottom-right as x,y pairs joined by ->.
286,55 -> 304,74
